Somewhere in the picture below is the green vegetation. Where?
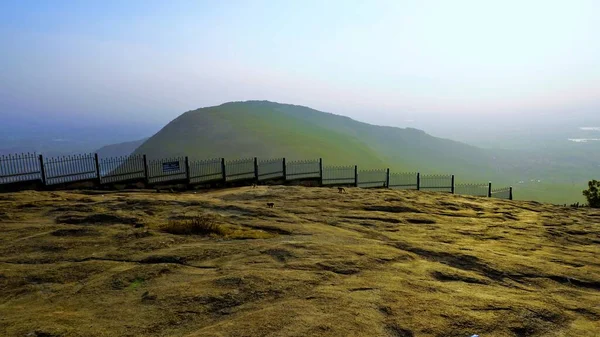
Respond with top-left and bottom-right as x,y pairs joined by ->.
583,180 -> 600,208
131,100 -> 592,203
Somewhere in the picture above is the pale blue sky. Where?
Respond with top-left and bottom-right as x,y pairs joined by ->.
1,0 -> 598,127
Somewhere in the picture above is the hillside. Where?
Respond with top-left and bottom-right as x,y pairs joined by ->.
132,101 -> 494,174
95,138 -> 148,158
1,187 -> 599,336
130,100 -> 592,204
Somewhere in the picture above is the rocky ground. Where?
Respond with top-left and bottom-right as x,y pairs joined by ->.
0,186 -> 599,337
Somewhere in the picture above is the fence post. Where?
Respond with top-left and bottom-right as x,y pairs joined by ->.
143,155 -> 149,186
488,182 -> 492,198
253,157 -> 259,183
94,153 -> 101,185
282,158 -> 287,182
184,156 -> 191,184
38,154 -> 46,185
416,172 -> 420,190
451,174 -> 455,194
221,158 -> 226,183
386,168 -> 390,188
354,165 -> 358,187
319,158 -> 323,186
509,186 -> 513,200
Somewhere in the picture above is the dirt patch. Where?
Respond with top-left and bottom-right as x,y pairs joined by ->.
342,215 -> 402,224
431,270 -> 489,285
406,218 -> 436,224
242,223 -> 291,235
24,330 -> 62,337
316,261 -> 361,275
56,213 -> 141,226
51,228 -> 99,237
214,277 -> 245,287
393,242 -> 505,281
364,205 -> 422,213
48,205 -> 95,213
261,249 -> 295,262
385,324 -> 414,337
139,255 -> 187,265
16,203 -> 39,209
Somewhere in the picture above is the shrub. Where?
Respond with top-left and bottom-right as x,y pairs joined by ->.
582,180 -> 600,208
161,214 -> 228,236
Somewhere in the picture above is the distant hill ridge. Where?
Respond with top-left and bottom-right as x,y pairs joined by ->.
132,100 -> 496,179
96,138 -> 148,158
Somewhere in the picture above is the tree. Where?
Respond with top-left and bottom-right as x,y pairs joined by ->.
582,180 -> 600,208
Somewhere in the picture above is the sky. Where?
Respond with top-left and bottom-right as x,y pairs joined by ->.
1,0 -> 599,129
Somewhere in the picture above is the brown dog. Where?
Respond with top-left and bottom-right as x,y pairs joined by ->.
338,187 -> 346,193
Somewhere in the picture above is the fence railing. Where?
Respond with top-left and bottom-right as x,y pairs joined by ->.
99,154 -> 146,184
357,169 -> 387,188
389,172 -> 418,190
225,158 -> 255,182
258,158 -> 285,181
455,183 -> 490,197
0,153 -> 42,185
420,174 -> 454,193
491,186 -> 513,200
189,158 -> 223,185
43,154 -> 97,185
148,157 -> 187,184
286,159 -> 321,181
0,152 -> 513,200
322,165 -> 356,186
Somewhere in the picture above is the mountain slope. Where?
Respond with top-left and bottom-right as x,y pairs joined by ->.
130,100 -> 592,203
95,138 -> 148,158
133,101 -> 493,175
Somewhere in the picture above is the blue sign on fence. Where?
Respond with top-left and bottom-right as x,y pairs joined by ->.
162,161 -> 180,173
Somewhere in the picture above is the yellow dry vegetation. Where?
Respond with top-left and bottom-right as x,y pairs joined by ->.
0,186 -> 598,337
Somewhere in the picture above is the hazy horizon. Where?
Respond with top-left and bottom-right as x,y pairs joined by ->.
1,0 -> 599,132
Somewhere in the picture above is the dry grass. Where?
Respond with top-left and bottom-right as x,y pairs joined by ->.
0,186 -> 599,337
161,214 -> 228,236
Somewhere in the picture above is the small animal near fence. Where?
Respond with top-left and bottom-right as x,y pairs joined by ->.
0,152 -> 513,200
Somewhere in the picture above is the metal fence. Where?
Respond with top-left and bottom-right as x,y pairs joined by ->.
258,158 -> 284,181
44,154 -> 97,185
147,157 -> 187,184
491,186 -> 512,199
357,169 -> 387,188
0,152 -> 514,200
322,165 -> 355,185
99,155 -> 146,184
225,158 -> 255,182
0,153 -> 42,185
420,174 -> 453,192
189,158 -> 223,185
455,183 -> 489,197
286,159 -> 320,181
389,172 -> 418,190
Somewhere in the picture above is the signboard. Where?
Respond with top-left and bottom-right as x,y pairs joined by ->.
162,161 -> 180,173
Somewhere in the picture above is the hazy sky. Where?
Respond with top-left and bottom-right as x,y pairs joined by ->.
1,0 -> 599,127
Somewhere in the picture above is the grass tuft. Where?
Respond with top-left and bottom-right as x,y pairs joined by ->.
161,214 -> 229,236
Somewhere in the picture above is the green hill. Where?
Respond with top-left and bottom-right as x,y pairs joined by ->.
131,100 -> 590,204
95,138 -> 147,158
133,101 -> 494,175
